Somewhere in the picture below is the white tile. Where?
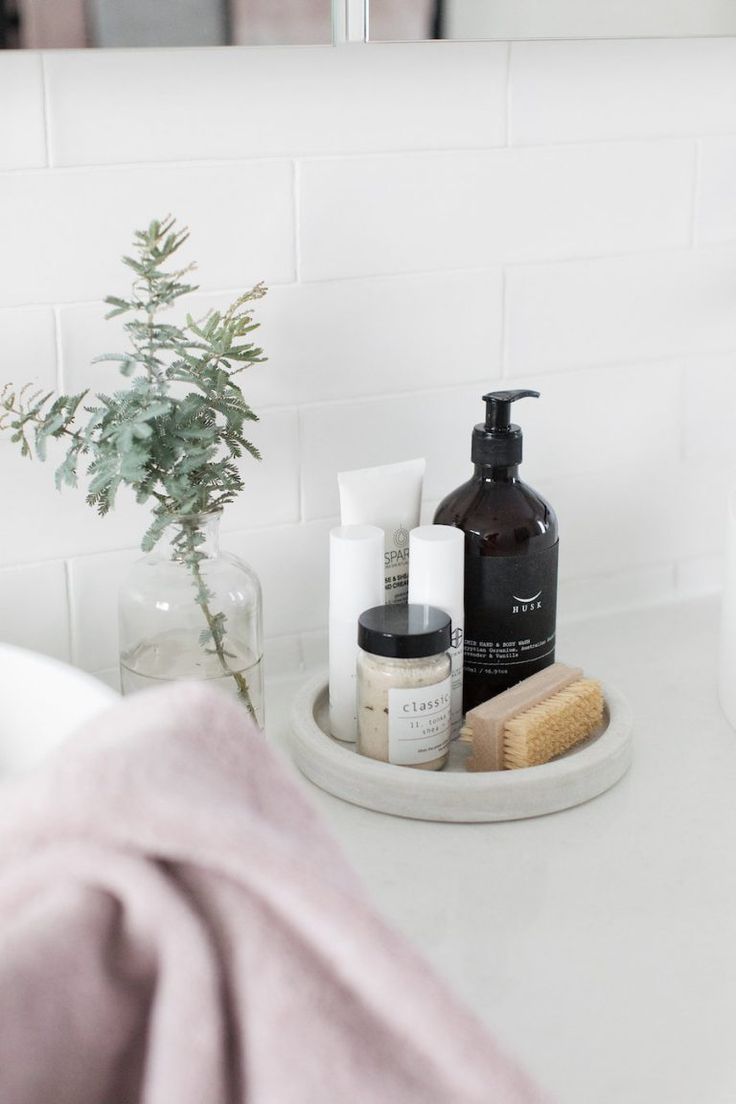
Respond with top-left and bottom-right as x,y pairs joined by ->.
558,565 -> 676,625
68,548 -> 138,672
60,291 -> 270,396
510,39 -> 736,146
44,43 -> 506,167
0,443 -> 151,568
0,54 -> 46,170
0,408 -> 296,570
299,362 -> 681,523
0,162 -> 294,307
220,408 -> 301,531
682,353 -> 736,461
676,554 -> 724,599
0,560 -> 70,660
58,299 -> 125,395
253,270 -> 504,405
59,269 -> 503,408
226,519 -> 334,637
0,308 -> 56,390
518,361 -> 682,487
300,385 -> 499,521
299,142 -> 693,281
506,249 -> 736,376
696,138 -> 736,246
541,461 -> 731,582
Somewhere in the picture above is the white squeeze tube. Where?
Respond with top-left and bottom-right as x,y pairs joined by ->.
329,524 -> 384,743
338,458 -> 425,605
408,525 -> 465,739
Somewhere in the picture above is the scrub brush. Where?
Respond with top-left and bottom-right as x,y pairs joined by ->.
460,662 -> 604,772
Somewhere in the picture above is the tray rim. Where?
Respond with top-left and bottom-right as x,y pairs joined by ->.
288,671 -> 633,822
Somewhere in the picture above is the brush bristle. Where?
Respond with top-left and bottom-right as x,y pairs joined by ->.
503,678 -> 604,769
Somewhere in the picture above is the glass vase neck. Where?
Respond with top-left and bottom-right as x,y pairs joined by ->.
165,511 -> 222,561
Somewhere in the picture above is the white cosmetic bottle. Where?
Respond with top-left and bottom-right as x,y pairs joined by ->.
408,525 -> 465,739
329,524 -> 384,743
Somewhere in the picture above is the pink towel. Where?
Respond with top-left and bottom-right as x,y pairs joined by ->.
0,683 -> 547,1104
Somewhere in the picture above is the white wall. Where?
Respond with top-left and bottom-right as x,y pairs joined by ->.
1,40 -> 735,686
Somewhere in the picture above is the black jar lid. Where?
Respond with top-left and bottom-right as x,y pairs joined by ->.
358,604 -> 451,659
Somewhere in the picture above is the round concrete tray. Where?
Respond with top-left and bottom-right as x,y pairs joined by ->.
289,673 -> 633,822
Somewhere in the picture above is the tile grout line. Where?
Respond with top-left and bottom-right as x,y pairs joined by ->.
1,277 -> 302,314
0,132 -> 725,179
293,159 -> 302,282
7,233 -> 736,315
255,353 -> 732,413
38,53 -> 53,169
238,238 -> 736,288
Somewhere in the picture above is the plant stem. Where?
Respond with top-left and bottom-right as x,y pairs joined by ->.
181,522 -> 259,723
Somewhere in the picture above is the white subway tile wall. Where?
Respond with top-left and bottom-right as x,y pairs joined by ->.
509,39 -> 736,145
298,141 -> 693,280
43,44 -> 508,166
695,137 -> 736,245
0,308 -> 57,386
0,40 -> 734,683
682,353 -> 736,460
0,162 -> 295,306
0,54 -> 46,170
0,561 -> 70,660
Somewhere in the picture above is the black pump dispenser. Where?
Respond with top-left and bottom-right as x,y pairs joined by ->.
471,389 -> 540,468
434,388 -> 559,711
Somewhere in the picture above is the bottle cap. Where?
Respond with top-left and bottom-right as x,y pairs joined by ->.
329,526 -> 384,621
358,604 -> 451,659
471,389 -> 540,468
408,525 -> 464,617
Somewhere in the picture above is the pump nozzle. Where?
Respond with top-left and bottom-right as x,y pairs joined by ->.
483,390 -> 540,431
471,389 -> 541,468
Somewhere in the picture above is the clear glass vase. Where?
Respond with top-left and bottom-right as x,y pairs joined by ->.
119,511 -> 264,727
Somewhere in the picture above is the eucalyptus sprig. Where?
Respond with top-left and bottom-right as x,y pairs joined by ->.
1,216 -> 267,717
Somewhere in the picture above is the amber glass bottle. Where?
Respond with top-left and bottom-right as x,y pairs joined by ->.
433,390 -> 558,712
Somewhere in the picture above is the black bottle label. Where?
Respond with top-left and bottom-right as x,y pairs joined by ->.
463,542 -> 559,711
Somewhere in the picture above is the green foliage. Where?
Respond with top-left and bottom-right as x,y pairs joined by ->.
1,215 -> 266,548
0,216 -> 267,718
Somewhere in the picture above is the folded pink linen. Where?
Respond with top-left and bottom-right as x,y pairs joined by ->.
0,683 -> 547,1104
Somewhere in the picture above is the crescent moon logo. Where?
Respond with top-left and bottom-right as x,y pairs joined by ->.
512,591 -> 542,603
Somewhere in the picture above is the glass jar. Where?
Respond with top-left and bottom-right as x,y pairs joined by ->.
356,604 -> 452,770
119,511 -> 264,727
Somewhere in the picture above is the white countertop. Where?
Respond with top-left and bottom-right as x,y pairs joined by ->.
267,596 -> 736,1104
